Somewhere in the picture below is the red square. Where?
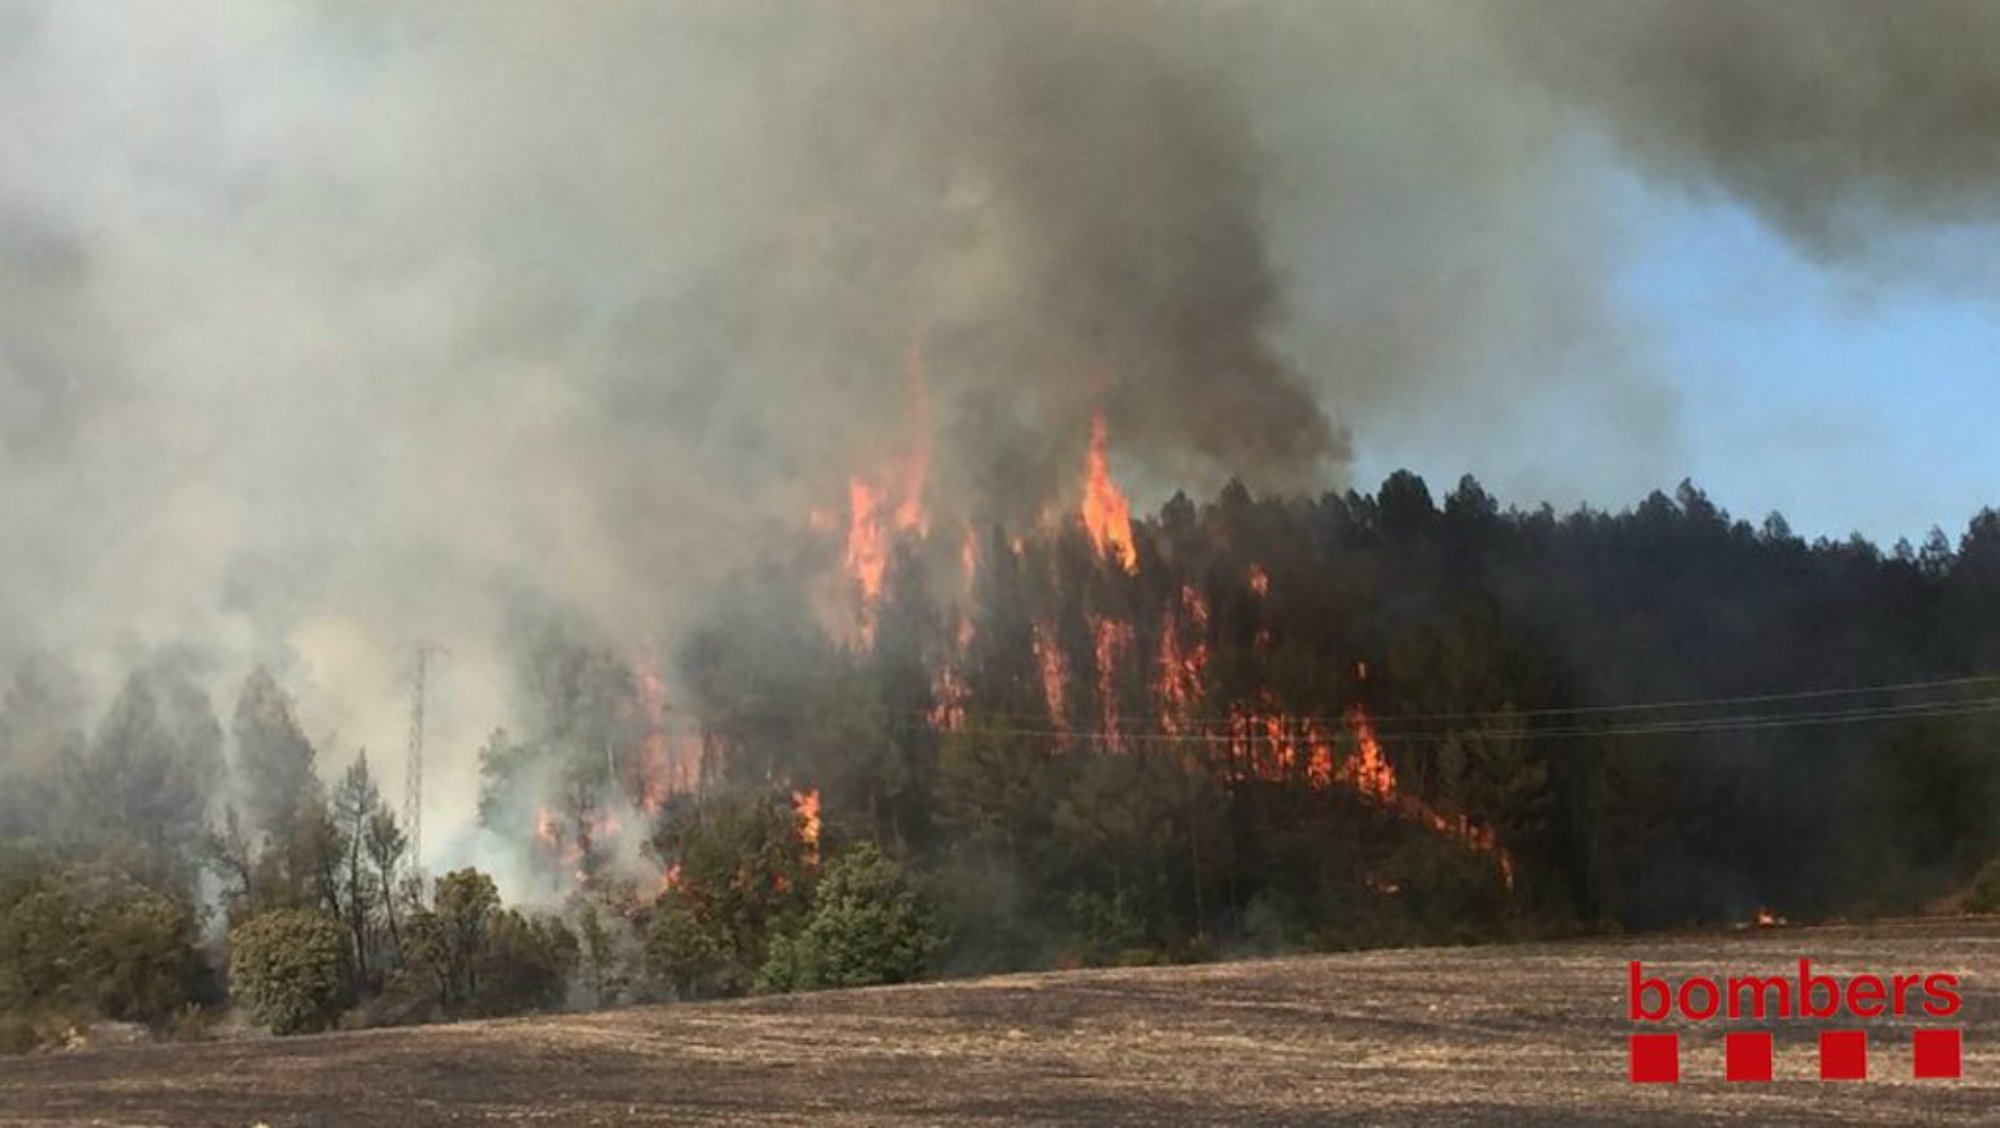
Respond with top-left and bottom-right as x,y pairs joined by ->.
1819,1030 -> 1867,1081
1913,1028 -> 1961,1080
1630,1033 -> 1679,1083
1725,1031 -> 1773,1082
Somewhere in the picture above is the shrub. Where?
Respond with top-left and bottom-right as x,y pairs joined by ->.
644,891 -> 731,999
81,881 -> 206,1025
1969,856 -> 2000,914
470,910 -> 577,1016
644,788 -> 814,998
1064,888 -> 1149,968
1,854 -> 206,1031
228,908 -> 347,1034
758,843 -> 939,992
0,1014 -> 39,1055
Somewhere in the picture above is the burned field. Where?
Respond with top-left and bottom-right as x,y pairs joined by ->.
1,917 -> 1992,1127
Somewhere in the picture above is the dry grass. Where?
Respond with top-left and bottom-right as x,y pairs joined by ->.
1,918 -> 1993,1125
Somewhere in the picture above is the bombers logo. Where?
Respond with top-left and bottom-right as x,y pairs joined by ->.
1626,960 -> 1965,1083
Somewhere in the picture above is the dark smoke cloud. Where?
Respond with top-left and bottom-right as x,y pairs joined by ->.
1492,0 -> 2000,255
604,3 -> 1348,513
0,1 -> 1988,864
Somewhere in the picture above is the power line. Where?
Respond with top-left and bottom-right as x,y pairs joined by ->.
893,695 -> 2000,747
1305,671 -> 2000,726
613,690 -> 2000,748
671,670 -> 2000,734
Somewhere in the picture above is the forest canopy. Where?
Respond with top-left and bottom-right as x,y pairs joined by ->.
4,472 -> 1998,1048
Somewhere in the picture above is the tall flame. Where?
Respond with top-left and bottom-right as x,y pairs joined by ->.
836,334 -> 932,649
1340,705 -> 1397,803
1080,413 -> 1138,573
1033,618 -> 1070,740
895,336 -> 930,534
1090,613 -> 1134,752
793,788 -> 822,865
845,478 -> 888,606
1157,585 -> 1209,734
632,656 -> 704,812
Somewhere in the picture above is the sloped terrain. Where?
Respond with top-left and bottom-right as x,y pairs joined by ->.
1,918 -> 1993,1126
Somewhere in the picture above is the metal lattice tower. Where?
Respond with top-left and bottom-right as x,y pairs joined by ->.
403,642 -> 447,873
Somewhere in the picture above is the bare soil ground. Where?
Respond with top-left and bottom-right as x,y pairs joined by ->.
2,918 -> 1994,1126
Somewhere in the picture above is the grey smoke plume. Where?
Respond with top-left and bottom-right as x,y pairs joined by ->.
1491,0 -> 2000,255
0,2 -> 1991,867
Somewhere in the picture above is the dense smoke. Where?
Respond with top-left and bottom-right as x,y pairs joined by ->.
1,2 -> 1995,870
1492,0 -> 2000,255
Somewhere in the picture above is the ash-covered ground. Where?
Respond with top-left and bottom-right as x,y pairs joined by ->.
1,918 -> 1993,1126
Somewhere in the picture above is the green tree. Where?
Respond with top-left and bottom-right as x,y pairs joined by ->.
230,669 -> 332,912
471,910 -> 576,1016
363,807 -> 409,958
228,907 -> 347,1035
643,891 -> 730,999
0,853 -> 206,1031
577,901 -> 618,1005
74,869 -> 206,1025
644,788 -> 813,996
232,669 -> 320,847
758,843 -> 938,992
405,868 -> 501,1012
0,657 -> 85,843
329,753 -> 392,985
63,669 -> 223,888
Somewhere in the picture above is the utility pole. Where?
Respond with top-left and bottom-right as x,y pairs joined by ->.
403,640 -> 448,874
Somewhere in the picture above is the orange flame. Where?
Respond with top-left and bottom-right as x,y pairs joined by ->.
1248,564 -> 1270,598
635,661 -> 672,812
1208,691 -> 1512,889
1090,613 -> 1134,752
533,805 -> 591,887
929,663 -> 970,733
845,478 -> 888,602
1226,691 -> 1335,787
843,478 -> 888,647
1033,618 -> 1070,740
1344,703 -> 1515,889
1157,585 -> 1209,734
793,788 -> 821,865
929,599 -> 976,734
895,336 -> 930,535
632,655 -> 704,810
834,335 -> 933,649
1080,413 -> 1138,573
1340,705 -> 1398,803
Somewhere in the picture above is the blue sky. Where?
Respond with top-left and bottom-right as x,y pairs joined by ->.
1348,180 -> 2000,549
1612,193 -> 2000,547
